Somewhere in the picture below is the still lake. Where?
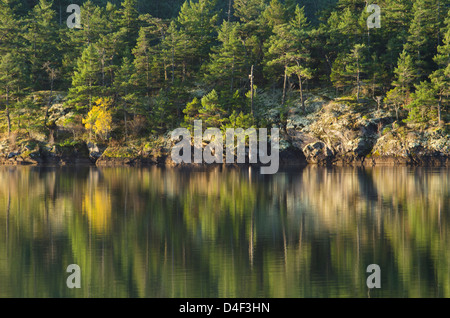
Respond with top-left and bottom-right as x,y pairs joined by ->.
0,165 -> 448,297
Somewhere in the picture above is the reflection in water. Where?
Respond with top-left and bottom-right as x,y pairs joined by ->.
0,166 -> 448,297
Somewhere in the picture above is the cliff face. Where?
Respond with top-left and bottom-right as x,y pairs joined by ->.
1,97 -> 448,167
284,97 -> 449,166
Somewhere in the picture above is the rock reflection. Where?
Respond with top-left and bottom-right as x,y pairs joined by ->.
0,166 -> 448,297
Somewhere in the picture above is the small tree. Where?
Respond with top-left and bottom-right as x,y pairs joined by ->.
384,87 -> 403,121
83,98 -> 113,140
392,50 -> 416,106
198,90 -> 226,128
0,53 -> 26,135
345,44 -> 367,103
405,81 -> 437,124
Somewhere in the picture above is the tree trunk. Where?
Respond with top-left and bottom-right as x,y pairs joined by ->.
298,74 -> 305,114
124,103 -> 128,141
171,43 -> 175,84
44,78 -> 54,128
438,94 -> 442,125
356,69 -> 360,103
282,65 -> 287,106
6,87 -> 11,136
250,65 -> 254,114
230,56 -> 235,94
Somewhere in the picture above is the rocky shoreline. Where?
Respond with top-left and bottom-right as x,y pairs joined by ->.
1,141 -> 447,168
1,96 -> 448,168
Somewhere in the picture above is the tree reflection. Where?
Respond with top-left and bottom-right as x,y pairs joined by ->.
0,166 -> 448,297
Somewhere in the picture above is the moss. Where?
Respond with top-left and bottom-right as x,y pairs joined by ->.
103,146 -> 135,158
367,150 -> 380,158
20,150 -> 32,158
382,127 -> 391,135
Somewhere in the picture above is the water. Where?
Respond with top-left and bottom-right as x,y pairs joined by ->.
0,165 -> 448,298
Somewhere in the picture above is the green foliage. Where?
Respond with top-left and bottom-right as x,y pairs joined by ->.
222,110 -> 255,130
405,81 -> 437,123
0,0 -> 448,142
198,89 -> 226,128
67,44 -> 102,112
203,20 -> 248,93
82,97 -> 113,139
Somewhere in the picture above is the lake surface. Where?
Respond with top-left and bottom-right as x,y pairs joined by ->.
0,165 -> 448,298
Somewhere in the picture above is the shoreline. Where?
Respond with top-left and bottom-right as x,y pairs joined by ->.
1,152 -> 448,168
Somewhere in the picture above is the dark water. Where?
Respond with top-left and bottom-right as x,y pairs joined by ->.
0,165 -> 448,298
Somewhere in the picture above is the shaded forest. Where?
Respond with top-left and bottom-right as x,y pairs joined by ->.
0,0 -> 448,149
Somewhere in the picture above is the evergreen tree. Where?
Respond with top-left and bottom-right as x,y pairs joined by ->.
0,53 -> 26,135
406,81 -> 437,123
233,0 -> 268,71
67,44 -> 102,112
391,50 -> 416,105
60,0 -> 107,84
430,11 -> 450,125
95,29 -> 128,92
132,26 -> 160,99
183,97 -> 201,129
119,0 -> 140,49
198,89 -> 226,127
160,21 -> 189,85
266,5 -> 313,108
381,0 -> 413,74
384,86 -> 403,120
262,0 -> 287,28
0,0 -> 23,57
114,56 -> 137,140
204,20 -> 248,94
345,43 -> 367,102
385,50 -> 417,120
24,0 -> 59,90
177,0 -> 219,77
405,0 -> 449,80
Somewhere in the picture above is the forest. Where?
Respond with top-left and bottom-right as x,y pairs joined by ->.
0,0 -> 449,161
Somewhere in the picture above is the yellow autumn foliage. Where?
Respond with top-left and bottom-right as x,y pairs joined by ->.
83,98 -> 113,139
82,188 -> 112,233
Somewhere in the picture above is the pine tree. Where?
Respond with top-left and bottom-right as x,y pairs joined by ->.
95,29 -> 128,92
266,5 -> 313,108
198,89 -> 226,127
114,56 -> 137,140
0,0 -> 23,57
133,27 -> 159,99
430,11 -> 450,125
384,86 -> 403,120
345,43 -> 367,102
177,0 -> 219,77
233,0 -> 267,25
384,50 -> 417,120
119,0 -> 140,49
0,53 -> 26,135
392,50 -> 416,105
233,0 -> 268,70
160,21 -> 190,85
24,0 -> 59,90
330,52 -> 348,95
60,0 -> 107,84
406,81 -> 437,123
381,0 -> 413,74
263,0 -> 287,28
204,20 -> 247,94
67,44 -> 102,113
405,0 -> 448,80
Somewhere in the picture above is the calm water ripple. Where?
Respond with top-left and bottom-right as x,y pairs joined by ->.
0,166 -> 448,297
